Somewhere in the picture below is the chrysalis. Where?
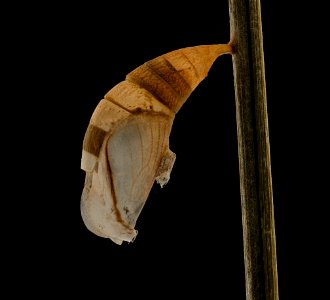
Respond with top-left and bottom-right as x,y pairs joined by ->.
81,43 -> 232,244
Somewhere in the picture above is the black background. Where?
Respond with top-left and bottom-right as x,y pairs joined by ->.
7,1 -> 328,298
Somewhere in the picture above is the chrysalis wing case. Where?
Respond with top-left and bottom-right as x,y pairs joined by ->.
81,44 -> 232,244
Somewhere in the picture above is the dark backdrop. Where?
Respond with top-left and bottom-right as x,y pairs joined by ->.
7,2 -> 328,298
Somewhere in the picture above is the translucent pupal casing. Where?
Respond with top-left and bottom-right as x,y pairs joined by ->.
81,44 -> 232,244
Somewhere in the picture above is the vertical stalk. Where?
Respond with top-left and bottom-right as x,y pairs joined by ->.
228,0 -> 279,299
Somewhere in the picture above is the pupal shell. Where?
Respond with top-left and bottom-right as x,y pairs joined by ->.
81,43 -> 231,244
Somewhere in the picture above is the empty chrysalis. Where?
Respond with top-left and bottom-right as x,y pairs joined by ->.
81,43 -> 232,244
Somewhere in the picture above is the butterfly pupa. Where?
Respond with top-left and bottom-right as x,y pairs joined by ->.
81,43 -> 232,244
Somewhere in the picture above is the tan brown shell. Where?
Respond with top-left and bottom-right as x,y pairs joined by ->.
81,43 -> 232,244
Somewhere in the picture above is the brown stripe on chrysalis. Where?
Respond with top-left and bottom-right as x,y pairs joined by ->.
83,125 -> 107,157
126,63 -> 183,113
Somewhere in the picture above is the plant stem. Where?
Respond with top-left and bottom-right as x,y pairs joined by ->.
228,0 -> 279,299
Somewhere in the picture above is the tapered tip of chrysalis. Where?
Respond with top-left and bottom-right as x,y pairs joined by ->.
213,43 -> 233,56
165,43 -> 232,93
126,43 -> 232,114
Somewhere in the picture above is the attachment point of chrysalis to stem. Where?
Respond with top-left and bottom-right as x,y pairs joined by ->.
228,31 -> 237,54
